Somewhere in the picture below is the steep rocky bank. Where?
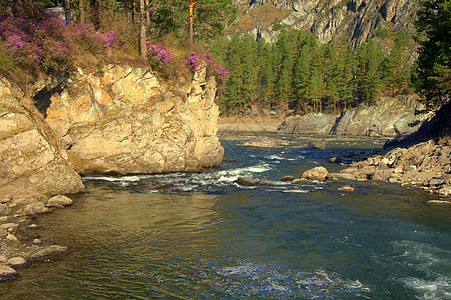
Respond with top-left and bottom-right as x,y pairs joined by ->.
43,62 -> 223,175
277,96 -> 427,137
330,102 -> 451,199
0,62 -> 224,281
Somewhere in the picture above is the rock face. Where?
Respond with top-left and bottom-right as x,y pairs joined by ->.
0,78 -> 84,214
277,112 -> 337,134
42,62 -> 223,175
1,62 -> 224,215
278,97 -> 427,137
230,0 -> 419,47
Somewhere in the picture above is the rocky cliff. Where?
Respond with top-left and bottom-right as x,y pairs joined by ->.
229,0 -> 419,47
0,79 -> 84,216
0,62 -> 224,214
277,96 -> 428,136
42,62 -> 223,175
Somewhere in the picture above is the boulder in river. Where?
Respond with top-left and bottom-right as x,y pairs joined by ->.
234,177 -> 259,186
46,195 -> 74,208
8,257 -> 30,268
281,176 -> 295,182
301,167 -> 329,182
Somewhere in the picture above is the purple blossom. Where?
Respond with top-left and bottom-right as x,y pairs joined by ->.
147,41 -> 172,66
186,51 -> 200,72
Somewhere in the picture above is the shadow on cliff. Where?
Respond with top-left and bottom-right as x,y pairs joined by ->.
384,102 -> 451,150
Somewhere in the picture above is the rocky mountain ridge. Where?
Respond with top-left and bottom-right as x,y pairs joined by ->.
229,0 -> 419,47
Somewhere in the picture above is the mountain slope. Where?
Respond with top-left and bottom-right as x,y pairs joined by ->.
227,0 -> 419,47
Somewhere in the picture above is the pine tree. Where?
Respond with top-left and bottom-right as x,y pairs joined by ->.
414,0 -> 451,108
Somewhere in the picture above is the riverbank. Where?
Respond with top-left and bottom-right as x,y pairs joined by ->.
332,102 -> 451,202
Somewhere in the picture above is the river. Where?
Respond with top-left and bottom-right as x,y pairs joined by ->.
1,135 -> 450,299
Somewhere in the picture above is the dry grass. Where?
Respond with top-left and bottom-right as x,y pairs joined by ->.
225,3 -> 292,34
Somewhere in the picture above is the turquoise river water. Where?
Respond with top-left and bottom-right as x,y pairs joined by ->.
1,135 -> 450,299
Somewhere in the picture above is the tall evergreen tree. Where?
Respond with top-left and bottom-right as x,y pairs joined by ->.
414,0 -> 451,108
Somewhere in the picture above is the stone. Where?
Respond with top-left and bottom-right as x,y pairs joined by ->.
0,227 -> 7,238
22,202 -> 49,215
0,265 -> 20,282
292,178 -> 308,184
234,177 -> 259,186
437,185 -> 451,196
429,178 -> 445,186
46,195 -> 74,207
27,245 -> 68,261
27,224 -> 39,230
329,156 -> 342,163
281,175 -> 295,182
33,239 -> 42,245
0,256 -> 7,263
6,233 -> 17,242
338,185 -> 355,192
8,257 -> 30,268
301,166 -> 329,181
0,223 -> 19,232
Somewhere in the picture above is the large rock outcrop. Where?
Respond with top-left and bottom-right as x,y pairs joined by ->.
277,97 -> 428,137
229,0 -> 419,48
0,79 -> 84,215
42,62 -> 223,175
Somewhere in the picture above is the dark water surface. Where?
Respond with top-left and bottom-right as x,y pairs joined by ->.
1,135 -> 450,299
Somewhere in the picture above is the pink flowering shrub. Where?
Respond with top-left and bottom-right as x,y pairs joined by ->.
186,51 -> 200,72
0,2 -> 128,76
187,50 -> 229,88
147,41 -> 172,69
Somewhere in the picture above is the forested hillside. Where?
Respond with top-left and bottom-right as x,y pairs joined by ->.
210,29 -> 414,115
0,0 -> 448,117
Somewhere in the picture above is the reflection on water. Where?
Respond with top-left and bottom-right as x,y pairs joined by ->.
1,136 -> 450,299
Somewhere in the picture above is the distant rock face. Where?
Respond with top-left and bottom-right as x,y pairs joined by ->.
230,0 -> 419,47
277,112 -> 338,134
0,78 -> 84,213
277,97 -> 428,137
43,62 -> 223,175
330,97 -> 427,136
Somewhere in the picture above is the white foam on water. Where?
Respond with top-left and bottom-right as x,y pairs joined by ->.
214,260 -> 369,298
391,240 -> 451,299
83,175 -> 144,182
401,277 -> 451,299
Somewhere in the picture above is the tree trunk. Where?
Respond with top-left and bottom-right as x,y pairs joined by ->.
6,0 -> 15,17
189,0 -> 197,45
140,0 -> 147,60
79,0 -> 84,23
65,0 -> 71,23
132,0 -> 136,22
145,0 -> 150,29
